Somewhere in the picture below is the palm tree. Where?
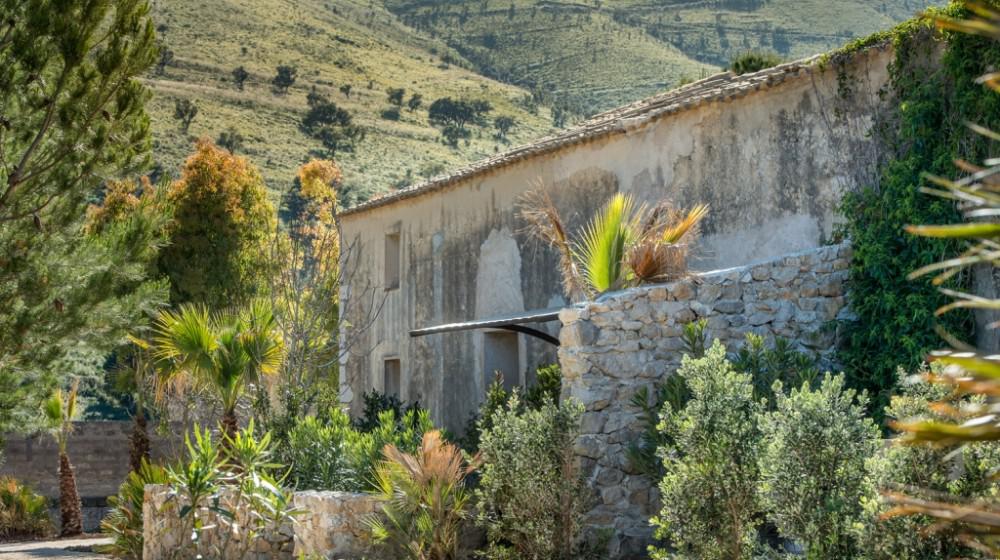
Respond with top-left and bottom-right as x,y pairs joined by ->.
113,336 -> 160,473
150,300 -> 283,441
42,380 -> 82,536
520,186 -> 709,301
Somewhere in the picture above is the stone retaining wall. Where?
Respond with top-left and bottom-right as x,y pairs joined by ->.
143,485 -> 377,560
558,243 -> 851,558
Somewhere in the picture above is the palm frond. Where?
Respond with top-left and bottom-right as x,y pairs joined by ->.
574,193 -> 638,295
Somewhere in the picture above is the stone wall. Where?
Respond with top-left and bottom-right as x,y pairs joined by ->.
1,421 -> 184,532
143,485 -> 377,560
558,244 -> 852,558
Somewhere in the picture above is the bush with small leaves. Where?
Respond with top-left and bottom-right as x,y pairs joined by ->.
759,373 -> 879,559
476,395 -> 603,560
0,477 -> 52,540
857,367 -> 1000,560
730,51 -> 783,74
651,341 -> 762,560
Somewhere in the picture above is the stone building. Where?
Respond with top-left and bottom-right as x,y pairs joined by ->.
337,44 -> 894,432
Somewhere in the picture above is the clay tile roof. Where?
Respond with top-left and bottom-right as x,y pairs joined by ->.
339,44 -> 884,219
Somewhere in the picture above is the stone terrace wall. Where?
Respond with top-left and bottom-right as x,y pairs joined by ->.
143,485 -> 378,560
558,243 -> 852,559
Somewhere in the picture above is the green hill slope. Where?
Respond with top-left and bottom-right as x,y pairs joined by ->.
147,0 -> 553,201
147,0 -> 938,201
383,0 -> 939,115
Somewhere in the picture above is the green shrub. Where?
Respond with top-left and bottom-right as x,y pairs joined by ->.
101,460 -> 169,559
368,431 -> 479,560
730,51 -> 783,74
459,364 -> 561,452
282,406 -> 433,492
857,368 -> 1000,559
475,395 -> 603,560
759,373 -> 879,559
0,477 -> 52,540
628,329 -> 816,480
353,389 -> 423,432
165,424 -> 298,559
651,341 -> 762,560
731,333 -> 820,408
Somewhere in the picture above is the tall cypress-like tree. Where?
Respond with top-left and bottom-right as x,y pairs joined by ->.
159,139 -> 277,308
0,0 -> 164,434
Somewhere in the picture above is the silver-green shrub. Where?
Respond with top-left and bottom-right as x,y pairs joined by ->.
759,373 -> 879,559
475,394 -> 601,560
651,341 -> 763,560
858,368 -> 1000,559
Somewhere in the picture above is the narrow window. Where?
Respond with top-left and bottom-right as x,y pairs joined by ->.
483,331 -> 520,392
385,230 -> 401,290
384,358 -> 401,398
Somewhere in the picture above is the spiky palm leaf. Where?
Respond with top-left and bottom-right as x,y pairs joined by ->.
151,301 -> 283,426
574,193 -> 642,296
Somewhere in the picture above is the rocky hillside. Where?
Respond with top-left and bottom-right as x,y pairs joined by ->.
146,0 -> 936,201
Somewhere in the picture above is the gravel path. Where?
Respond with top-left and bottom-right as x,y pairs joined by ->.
0,537 -> 110,559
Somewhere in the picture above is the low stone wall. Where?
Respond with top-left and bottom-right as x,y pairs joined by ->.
293,491 -> 378,558
558,243 -> 851,558
143,485 -> 378,560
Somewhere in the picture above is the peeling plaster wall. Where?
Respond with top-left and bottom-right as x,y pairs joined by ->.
339,48 -> 892,432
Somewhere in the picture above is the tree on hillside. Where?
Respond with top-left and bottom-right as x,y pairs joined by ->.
428,97 -> 477,130
408,93 -> 423,111
232,66 -> 250,90
156,45 -> 174,76
301,97 -> 365,156
494,115 -> 516,140
272,65 -> 297,94
387,87 -> 406,106
217,127 -> 245,154
173,99 -> 198,133
0,0 -> 165,437
340,84 -> 353,98
159,139 -> 277,308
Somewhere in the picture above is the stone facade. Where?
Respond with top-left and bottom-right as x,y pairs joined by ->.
143,485 -> 377,560
558,244 -> 852,558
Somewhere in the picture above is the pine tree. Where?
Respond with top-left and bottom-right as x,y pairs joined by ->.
0,0 -> 165,435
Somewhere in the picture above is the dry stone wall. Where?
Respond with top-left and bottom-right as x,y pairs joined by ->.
143,485 -> 377,560
558,243 -> 852,559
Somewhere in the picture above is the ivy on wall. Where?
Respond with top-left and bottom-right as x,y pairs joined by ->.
836,2 -> 1000,414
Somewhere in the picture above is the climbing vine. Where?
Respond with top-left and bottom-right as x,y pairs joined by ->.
837,1 -> 1000,415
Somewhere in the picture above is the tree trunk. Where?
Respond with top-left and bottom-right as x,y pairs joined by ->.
221,410 -> 239,444
129,410 -> 150,473
58,452 -> 83,536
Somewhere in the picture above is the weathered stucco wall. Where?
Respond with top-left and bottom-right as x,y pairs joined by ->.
559,244 -> 851,558
339,47 -> 891,432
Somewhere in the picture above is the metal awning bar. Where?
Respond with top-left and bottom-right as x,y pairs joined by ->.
409,308 -> 562,346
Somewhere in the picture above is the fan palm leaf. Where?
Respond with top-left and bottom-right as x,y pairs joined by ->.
574,193 -> 641,296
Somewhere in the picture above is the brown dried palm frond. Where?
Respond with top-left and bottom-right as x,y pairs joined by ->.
626,203 -> 709,284
518,185 -> 587,299
662,204 -> 710,244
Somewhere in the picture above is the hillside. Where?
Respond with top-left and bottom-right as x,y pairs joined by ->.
146,0 -> 937,202
383,0 -> 939,115
147,0 -> 553,202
